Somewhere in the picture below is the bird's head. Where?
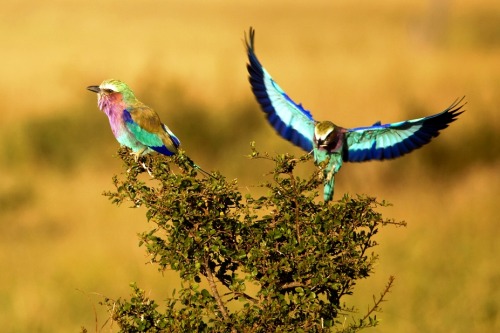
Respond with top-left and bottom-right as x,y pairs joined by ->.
314,121 -> 345,152
87,79 -> 137,108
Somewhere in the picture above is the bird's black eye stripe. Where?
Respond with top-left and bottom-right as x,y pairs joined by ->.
103,88 -> 114,93
326,130 -> 337,141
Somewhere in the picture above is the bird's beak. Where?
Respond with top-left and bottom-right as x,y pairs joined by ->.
316,139 -> 329,150
87,85 -> 101,93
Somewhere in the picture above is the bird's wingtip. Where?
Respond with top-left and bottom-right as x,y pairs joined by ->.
245,26 -> 256,51
448,96 -> 467,117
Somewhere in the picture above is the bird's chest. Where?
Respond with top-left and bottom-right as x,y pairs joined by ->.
313,148 -> 343,174
106,110 -> 128,137
106,109 -> 143,148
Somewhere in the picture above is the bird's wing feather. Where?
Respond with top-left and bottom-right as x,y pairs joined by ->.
344,98 -> 465,162
246,27 -> 315,152
124,106 -> 180,156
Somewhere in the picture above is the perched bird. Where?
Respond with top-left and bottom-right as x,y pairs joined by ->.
245,28 -> 464,201
87,79 -> 209,176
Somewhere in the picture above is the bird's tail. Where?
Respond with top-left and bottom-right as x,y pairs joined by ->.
323,173 -> 335,201
191,161 -> 213,178
315,150 -> 341,202
181,153 -> 214,178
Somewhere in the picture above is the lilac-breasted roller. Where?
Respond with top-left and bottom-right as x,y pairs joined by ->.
87,79 -> 209,176
245,28 -> 464,201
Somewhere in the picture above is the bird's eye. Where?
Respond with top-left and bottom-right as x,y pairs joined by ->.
103,88 -> 114,94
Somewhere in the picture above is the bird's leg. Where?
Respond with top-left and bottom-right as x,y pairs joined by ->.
130,149 -> 154,177
130,149 -> 146,162
126,150 -> 142,173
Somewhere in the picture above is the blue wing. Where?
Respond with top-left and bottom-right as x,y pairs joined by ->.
150,124 -> 180,156
246,27 -> 315,152
123,109 -> 180,156
344,98 -> 465,162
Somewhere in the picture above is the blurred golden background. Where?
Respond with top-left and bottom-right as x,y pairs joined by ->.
1,0 -> 499,331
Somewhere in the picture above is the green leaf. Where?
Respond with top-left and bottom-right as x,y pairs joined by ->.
98,145 -> 405,332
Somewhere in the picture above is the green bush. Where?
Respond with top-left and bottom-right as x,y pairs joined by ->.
93,144 -> 404,332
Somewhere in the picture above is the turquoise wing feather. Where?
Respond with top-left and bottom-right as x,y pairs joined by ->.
123,108 -> 180,156
345,98 -> 465,162
246,27 -> 315,152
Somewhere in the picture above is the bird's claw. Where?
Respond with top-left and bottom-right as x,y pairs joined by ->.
130,152 -> 140,163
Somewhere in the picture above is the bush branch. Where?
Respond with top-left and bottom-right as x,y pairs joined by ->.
203,256 -> 230,320
362,275 -> 395,321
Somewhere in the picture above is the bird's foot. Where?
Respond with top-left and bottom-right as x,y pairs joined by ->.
130,152 -> 140,163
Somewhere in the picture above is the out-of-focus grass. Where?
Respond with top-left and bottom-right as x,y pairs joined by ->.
2,83 -> 498,333
1,0 -> 499,332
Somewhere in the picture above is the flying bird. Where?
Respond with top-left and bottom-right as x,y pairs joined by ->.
87,79 -> 209,176
245,28 -> 464,201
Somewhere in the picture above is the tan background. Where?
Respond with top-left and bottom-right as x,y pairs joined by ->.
1,0 -> 499,331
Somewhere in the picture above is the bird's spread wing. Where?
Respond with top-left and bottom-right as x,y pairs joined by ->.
344,98 -> 465,162
246,27 -> 315,152
124,105 -> 180,156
